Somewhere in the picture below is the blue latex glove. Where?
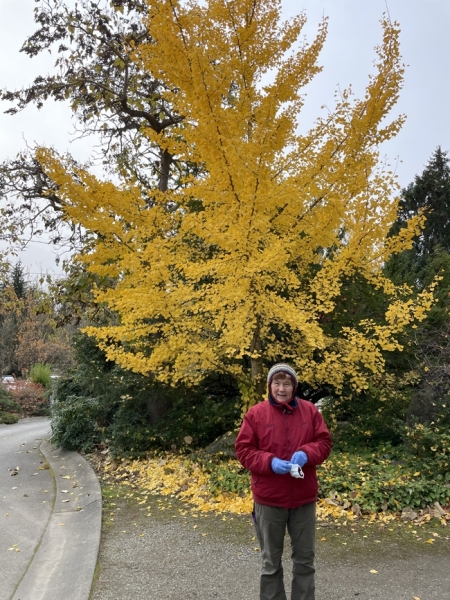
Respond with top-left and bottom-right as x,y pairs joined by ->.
290,451 -> 308,467
271,457 -> 293,475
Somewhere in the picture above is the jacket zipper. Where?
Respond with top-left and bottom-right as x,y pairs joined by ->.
283,408 -> 295,506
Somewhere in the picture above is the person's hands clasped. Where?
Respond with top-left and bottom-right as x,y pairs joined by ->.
290,451 -> 308,467
271,457 -> 293,475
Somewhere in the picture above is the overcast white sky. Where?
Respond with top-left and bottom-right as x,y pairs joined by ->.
1,0 -> 449,276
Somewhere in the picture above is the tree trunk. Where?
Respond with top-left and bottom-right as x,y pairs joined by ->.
158,148 -> 172,192
250,355 -> 266,400
250,320 -> 266,402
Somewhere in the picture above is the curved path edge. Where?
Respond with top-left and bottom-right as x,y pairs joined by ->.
12,440 -> 102,600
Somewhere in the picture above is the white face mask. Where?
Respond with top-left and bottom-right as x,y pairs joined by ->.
290,464 -> 304,479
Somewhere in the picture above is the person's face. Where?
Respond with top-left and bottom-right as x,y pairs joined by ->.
270,375 -> 294,403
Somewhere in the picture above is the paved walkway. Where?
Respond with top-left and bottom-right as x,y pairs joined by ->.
90,492 -> 450,600
1,418 -> 54,600
1,418 -> 101,600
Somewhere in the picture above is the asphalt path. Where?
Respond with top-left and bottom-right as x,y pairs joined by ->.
0,418 -> 53,600
92,494 -> 450,600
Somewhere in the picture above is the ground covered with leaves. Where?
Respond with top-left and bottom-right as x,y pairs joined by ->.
87,445 -> 450,529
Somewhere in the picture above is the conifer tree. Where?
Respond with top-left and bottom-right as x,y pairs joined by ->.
11,262 -> 27,300
386,147 -> 450,286
384,148 -> 450,422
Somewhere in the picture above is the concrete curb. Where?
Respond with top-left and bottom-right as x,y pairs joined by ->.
13,440 -> 102,600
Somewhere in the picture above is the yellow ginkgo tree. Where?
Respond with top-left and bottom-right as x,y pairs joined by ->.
38,0 -> 435,408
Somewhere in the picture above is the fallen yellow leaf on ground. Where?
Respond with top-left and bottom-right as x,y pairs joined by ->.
88,451 -> 450,524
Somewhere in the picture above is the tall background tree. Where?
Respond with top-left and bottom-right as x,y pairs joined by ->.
386,147 -> 450,285
384,147 -> 450,423
0,0 -> 187,253
324,148 -> 450,447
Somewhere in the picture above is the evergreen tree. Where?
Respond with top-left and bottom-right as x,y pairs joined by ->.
10,262 -> 27,300
385,148 -> 450,333
386,147 -> 450,286
385,148 -> 450,424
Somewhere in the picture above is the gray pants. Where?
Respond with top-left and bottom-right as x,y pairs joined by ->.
254,502 -> 316,600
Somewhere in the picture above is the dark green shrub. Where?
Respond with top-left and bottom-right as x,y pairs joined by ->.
322,374 -> 412,448
407,364 -> 450,423
51,395 -> 105,453
0,411 -> 20,424
0,387 -> 21,424
402,396 -> 450,479
108,390 -> 240,457
51,333 -> 240,455
0,386 -> 21,413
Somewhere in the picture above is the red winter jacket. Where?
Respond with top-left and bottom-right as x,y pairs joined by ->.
235,398 -> 332,509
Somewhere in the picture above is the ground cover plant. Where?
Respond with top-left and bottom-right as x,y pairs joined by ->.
87,443 -> 450,528
318,444 -> 450,515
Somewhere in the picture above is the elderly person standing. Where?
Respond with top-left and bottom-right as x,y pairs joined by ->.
235,363 -> 332,600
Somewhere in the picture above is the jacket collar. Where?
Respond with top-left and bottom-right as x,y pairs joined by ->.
268,393 -> 298,412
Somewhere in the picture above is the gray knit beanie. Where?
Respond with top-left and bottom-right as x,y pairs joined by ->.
267,363 -> 298,387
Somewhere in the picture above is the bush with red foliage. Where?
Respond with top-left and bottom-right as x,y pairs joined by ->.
9,381 -> 49,416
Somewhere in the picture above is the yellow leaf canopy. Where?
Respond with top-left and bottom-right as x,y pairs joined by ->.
38,0 -> 434,401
